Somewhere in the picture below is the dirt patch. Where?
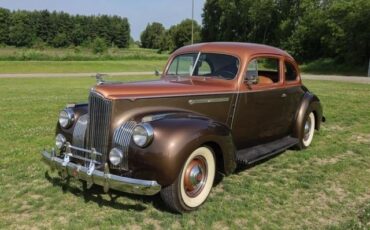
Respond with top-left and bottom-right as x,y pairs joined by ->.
234,218 -> 248,227
144,218 -> 162,230
312,150 -> 355,166
324,125 -> 346,132
212,221 -> 230,230
350,133 -> 370,144
129,225 -> 142,230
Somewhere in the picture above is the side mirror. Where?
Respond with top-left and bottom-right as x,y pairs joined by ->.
245,72 -> 258,86
154,70 -> 160,76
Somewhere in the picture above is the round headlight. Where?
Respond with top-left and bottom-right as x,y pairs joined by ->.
132,123 -> 154,147
55,134 -> 66,150
59,108 -> 75,128
109,148 -> 123,166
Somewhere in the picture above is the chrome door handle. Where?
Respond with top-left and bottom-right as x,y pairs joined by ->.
281,93 -> 287,98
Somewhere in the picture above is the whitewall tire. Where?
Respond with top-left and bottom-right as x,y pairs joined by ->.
160,146 -> 216,213
302,112 -> 315,148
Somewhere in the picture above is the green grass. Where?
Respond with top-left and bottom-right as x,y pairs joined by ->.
0,47 -> 169,61
300,58 -> 368,76
0,77 -> 369,229
0,60 -> 167,74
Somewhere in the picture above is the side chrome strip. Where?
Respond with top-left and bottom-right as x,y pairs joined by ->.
188,97 -> 230,105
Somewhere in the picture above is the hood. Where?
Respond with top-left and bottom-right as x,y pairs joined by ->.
94,78 -> 235,100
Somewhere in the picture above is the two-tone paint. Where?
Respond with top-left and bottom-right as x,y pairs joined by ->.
56,42 -> 324,187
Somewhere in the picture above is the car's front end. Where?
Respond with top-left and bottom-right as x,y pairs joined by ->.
42,90 -> 162,195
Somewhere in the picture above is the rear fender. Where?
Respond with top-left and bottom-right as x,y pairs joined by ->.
293,92 -> 323,139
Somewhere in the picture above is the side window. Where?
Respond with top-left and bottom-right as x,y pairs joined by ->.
167,54 -> 197,76
246,57 -> 280,84
197,60 -> 212,75
285,61 -> 298,81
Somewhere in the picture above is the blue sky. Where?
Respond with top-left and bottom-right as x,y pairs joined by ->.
0,0 -> 205,40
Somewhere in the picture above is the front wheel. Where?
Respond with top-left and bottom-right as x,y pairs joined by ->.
160,146 -> 216,213
296,112 -> 316,149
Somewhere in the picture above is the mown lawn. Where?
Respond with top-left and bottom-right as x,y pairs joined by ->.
0,77 -> 369,229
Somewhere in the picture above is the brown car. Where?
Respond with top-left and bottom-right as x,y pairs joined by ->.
41,42 -> 324,213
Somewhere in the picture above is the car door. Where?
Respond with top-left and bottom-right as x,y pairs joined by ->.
232,55 -> 291,149
283,59 -> 306,132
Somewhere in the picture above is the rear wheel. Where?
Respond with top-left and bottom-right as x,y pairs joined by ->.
296,112 -> 316,149
160,146 -> 216,213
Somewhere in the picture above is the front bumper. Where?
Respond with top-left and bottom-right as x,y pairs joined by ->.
41,149 -> 161,196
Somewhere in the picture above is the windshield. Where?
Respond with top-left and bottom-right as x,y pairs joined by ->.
167,53 -> 239,80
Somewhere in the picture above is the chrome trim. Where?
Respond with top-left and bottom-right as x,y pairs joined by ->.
59,108 -> 75,128
113,121 -> 137,170
188,97 -> 230,105
68,144 -> 102,156
230,92 -> 240,129
133,123 -> 154,148
72,114 -> 88,159
191,52 -> 201,76
55,134 -> 66,150
87,91 -> 112,163
41,149 -> 161,195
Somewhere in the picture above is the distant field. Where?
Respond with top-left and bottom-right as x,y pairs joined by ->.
0,76 -> 369,229
0,60 -> 167,74
0,47 -> 169,61
0,47 -> 367,76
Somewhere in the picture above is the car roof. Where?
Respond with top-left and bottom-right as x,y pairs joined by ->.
172,42 -> 293,60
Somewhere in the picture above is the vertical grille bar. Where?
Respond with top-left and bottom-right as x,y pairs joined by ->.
87,92 -> 112,163
112,121 -> 137,170
72,114 -> 88,159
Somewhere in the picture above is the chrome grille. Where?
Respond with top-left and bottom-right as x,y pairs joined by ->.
72,114 -> 88,160
87,92 -> 112,163
112,121 -> 137,170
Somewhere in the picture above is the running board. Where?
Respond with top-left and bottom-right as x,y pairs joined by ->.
236,136 -> 298,165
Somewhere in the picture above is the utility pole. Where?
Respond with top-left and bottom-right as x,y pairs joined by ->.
191,0 -> 194,44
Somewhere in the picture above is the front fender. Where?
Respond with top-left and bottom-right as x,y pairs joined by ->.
128,113 -> 236,186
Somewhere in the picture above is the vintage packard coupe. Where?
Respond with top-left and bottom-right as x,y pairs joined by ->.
41,42 -> 324,213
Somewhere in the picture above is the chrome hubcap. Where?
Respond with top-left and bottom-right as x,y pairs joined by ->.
184,156 -> 207,197
304,117 -> 312,141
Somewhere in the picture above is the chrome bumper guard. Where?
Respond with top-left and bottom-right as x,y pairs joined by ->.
41,147 -> 161,196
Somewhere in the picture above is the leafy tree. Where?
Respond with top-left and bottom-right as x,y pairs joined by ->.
91,37 -> 107,54
170,19 -> 201,51
202,0 -> 370,65
111,17 -> 130,48
52,33 -> 69,48
8,11 -> 34,47
0,8 -> 131,49
0,8 -> 10,44
140,22 -> 166,49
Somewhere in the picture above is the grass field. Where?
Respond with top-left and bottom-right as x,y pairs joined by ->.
0,47 -> 169,61
0,60 -> 167,74
0,77 -> 369,229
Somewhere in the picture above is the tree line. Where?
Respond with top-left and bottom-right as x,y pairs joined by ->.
140,19 -> 201,52
0,8 -> 130,48
201,0 -> 370,65
141,0 -> 369,65
1,0 -> 369,66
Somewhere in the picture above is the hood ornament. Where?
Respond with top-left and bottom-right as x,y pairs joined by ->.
94,73 -> 108,85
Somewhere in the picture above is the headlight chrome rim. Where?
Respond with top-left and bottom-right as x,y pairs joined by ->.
55,134 -> 66,150
109,148 -> 123,166
59,108 -> 75,128
132,123 -> 154,148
